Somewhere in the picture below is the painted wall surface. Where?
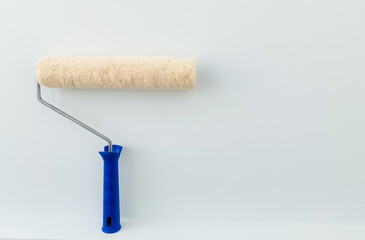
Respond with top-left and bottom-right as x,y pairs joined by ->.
0,0 -> 364,225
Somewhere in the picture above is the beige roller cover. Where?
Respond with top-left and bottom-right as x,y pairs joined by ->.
36,56 -> 196,89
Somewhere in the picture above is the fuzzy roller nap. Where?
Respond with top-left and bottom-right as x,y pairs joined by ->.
36,56 -> 196,234
37,56 -> 195,89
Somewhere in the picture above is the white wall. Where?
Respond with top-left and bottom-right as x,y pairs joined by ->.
0,0 -> 364,225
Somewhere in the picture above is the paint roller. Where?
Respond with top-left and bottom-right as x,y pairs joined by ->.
36,56 -> 196,233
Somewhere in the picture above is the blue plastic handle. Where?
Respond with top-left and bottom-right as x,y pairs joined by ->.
99,145 -> 123,234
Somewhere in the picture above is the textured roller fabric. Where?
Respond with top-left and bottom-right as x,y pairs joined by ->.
36,56 -> 196,89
